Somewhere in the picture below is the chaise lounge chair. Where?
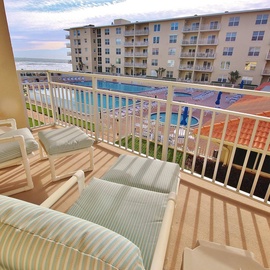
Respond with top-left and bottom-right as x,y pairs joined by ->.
0,118 -> 39,195
0,154 -> 180,270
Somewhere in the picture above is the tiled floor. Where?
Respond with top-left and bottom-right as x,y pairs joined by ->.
1,126 -> 269,269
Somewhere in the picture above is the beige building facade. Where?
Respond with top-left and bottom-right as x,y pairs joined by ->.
65,8 -> 270,86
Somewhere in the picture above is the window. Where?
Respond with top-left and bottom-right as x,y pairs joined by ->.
105,58 -> 110,64
85,48 -> 88,52
166,71 -> 173,78
241,76 -> 253,84
116,27 -> 121,34
152,48 -> 159,55
86,57 -> 88,61
73,30 -> 77,36
171,22 -> 178,30
223,47 -> 234,56
116,38 -> 121,45
77,30 -> 80,36
152,59 -> 158,66
255,14 -> 268,24
252,31 -> 264,41
105,67 -> 110,73
168,48 -> 176,55
225,32 -> 236,41
167,60 -> 175,67
78,48 -> 81,54
153,36 -> 160,44
154,24 -> 160,32
116,58 -> 121,64
210,21 -> 218,29
191,22 -> 199,30
220,61 -> 230,70
245,62 -> 257,71
116,48 -> 121,55
104,28 -> 110,35
105,48 -> 110,54
248,47 -> 260,56
84,39 -> 87,43
169,35 -> 177,43
207,35 -> 216,44
97,48 -> 101,56
105,39 -> 110,45
190,36 -> 197,44
217,76 -> 227,82
116,67 -> 121,74
228,17 -> 240,26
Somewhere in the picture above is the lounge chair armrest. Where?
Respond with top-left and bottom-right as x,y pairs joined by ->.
0,118 -> 17,130
40,170 -> 85,208
150,192 -> 176,270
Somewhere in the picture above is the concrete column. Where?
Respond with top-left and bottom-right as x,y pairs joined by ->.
0,0 -> 28,128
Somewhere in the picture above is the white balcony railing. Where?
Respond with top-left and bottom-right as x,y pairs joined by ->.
19,71 -> 270,205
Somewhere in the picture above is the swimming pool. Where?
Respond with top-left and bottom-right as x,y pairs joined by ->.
151,112 -> 199,126
76,90 -> 134,110
74,80 -> 153,93
174,92 -> 191,97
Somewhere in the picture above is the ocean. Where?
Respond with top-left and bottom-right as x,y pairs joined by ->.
15,57 -> 72,72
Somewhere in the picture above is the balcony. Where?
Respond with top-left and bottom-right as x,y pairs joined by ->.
124,29 -> 149,36
124,41 -> 149,47
2,72 -> 270,269
125,52 -> 148,57
124,62 -> 147,68
262,68 -> 270,75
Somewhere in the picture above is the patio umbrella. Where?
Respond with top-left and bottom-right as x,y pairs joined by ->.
240,80 -> 244,89
180,106 -> 188,126
215,91 -> 222,106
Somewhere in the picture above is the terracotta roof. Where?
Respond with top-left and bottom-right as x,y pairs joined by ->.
197,111 -> 270,151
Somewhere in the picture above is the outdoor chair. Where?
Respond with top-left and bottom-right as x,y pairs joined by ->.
0,118 -> 39,196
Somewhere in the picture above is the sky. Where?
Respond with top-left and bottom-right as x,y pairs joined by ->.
3,0 -> 270,60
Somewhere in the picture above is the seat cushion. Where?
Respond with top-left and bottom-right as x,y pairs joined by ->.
0,128 -> 39,163
0,195 -> 145,270
67,177 -> 169,270
101,154 -> 180,194
38,126 -> 94,155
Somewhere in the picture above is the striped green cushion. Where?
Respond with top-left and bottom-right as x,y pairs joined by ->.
101,154 -> 180,193
67,178 -> 168,270
0,128 -> 39,163
0,195 -> 145,270
38,126 -> 94,155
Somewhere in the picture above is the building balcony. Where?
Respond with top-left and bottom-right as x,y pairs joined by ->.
198,38 -> 218,45
180,52 -> 216,59
262,69 -> 270,75
124,62 -> 147,68
66,43 -> 71,48
182,23 -> 221,32
124,41 -> 149,47
266,52 -> 270,60
125,52 -> 148,57
65,34 -> 70,39
194,65 -> 213,72
124,29 -> 149,36
2,71 -> 270,269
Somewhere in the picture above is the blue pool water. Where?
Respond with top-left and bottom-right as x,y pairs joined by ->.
76,90 -> 133,110
74,80 -> 153,93
174,92 -> 191,97
151,112 -> 198,126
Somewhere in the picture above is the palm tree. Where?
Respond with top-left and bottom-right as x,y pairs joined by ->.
110,64 -> 116,74
228,70 -> 241,85
155,67 -> 166,78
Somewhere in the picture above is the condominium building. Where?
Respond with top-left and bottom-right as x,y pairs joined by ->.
65,8 -> 270,86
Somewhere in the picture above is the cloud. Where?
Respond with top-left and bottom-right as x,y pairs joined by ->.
15,41 -> 66,51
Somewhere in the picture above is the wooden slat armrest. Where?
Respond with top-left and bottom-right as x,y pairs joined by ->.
40,170 -> 85,208
0,118 -> 17,130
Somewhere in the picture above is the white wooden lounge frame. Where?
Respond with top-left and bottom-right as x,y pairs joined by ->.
41,169 -> 178,270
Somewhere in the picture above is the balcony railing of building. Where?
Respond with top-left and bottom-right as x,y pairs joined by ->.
125,52 -> 148,57
65,34 -> 70,39
181,38 -> 218,46
66,43 -> 71,48
19,71 -> 270,205
262,69 -> 270,75
266,52 -> 270,60
194,65 -> 213,72
124,62 -> 147,68
124,42 -> 149,47
182,24 -> 221,32
124,29 -> 149,36
180,52 -> 215,59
